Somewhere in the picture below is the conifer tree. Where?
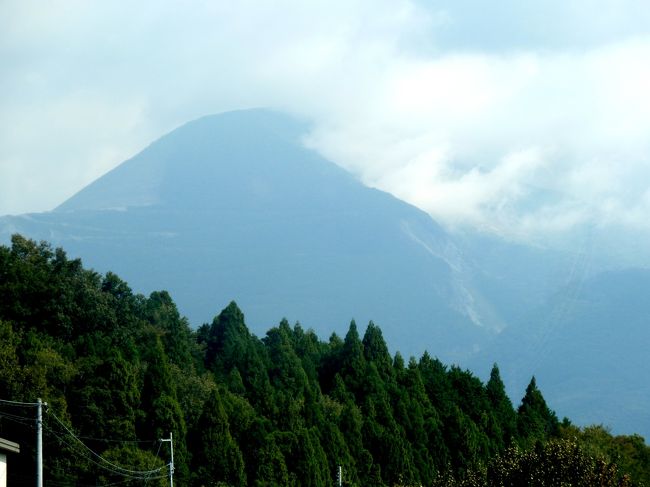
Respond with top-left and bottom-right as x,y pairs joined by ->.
191,387 -> 247,486
146,290 -> 194,371
340,320 -> 365,395
486,363 -> 517,449
517,376 -> 559,447
137,331 -> 189,481
362,322 -> 393,382
205,301 -> 251,373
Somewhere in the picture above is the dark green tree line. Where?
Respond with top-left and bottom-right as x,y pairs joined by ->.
0,235 -> 647,486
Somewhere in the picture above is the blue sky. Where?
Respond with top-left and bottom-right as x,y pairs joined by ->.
2,0 -> 650,244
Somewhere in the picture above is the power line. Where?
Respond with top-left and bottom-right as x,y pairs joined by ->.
76,435 -> 157,445
0,399 -> 41,427
99,475 -> 167,486
0,411 -> 36,427
145,440 -> 165,486
0,411 -> 35,422
46,410 -> 166,479
0,398 -> 41,407
45,426 -> 166,482
1,398 -> 167,483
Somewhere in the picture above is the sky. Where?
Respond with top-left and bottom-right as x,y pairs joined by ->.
2,0 -> 650,246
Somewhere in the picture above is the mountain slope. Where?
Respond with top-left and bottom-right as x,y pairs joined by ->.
0,109 -> 498,360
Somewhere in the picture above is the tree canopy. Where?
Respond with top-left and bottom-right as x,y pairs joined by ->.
0,235 -> 647,486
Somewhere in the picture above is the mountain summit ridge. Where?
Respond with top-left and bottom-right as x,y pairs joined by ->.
56,109 -> 325,212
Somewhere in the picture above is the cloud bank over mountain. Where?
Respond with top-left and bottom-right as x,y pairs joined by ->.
2,0 -> 650,244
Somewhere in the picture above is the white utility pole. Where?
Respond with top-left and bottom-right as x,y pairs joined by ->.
160,432 -> 174,487
337,464 -> 342,487
36,398 -> 43,487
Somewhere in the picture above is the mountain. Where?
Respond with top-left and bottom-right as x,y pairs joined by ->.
2,108 -> 648,440
0,109 -> 500,361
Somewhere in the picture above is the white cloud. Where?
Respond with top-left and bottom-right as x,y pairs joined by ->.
305,38 -> 650,239
1,0 -> 650,248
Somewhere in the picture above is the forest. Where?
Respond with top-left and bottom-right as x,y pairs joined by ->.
0,234 -> 648,486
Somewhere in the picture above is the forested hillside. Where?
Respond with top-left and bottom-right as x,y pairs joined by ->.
0,235 -> 648,486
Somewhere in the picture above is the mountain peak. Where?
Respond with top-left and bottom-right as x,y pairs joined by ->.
55,108 -> 348,213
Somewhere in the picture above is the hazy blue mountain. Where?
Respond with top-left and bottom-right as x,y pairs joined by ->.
2,108 -> 648,440
0,109 -> 501,361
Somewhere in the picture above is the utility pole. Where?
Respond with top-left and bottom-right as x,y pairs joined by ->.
160,432 -> 174,487
0,398 -> 47,487
337,464 -> 342,487
37,398 -> 44,487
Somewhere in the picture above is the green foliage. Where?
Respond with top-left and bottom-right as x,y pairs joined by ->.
0,235 -> 647,487
560,424 -> 650,486
362,321 -> 393,382
191,388 -> 246,486
486,364 -> 517,450
146,290 -> 195,371
487,439 -> 632,487
433,439 -> 634,487
98,446 -> 168,487
0,320 -> 25,399
517,377 -> 560,448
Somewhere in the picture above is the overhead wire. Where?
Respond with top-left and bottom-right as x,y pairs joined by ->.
46,432 -> 165,481
76,435 -> 157,445
48,410 -> 165,476
0,404 -> 36,430
0,397 -> 167,482
96,476 -> 166,487
0,398 -> 38,428
45,425 -> 166,482
145,440 -> 165,486
0,412 -> 36,427
46,410 -> 166,479
0,398 -> 40,406
0,410 -> 35,422
99,474 -> 167,486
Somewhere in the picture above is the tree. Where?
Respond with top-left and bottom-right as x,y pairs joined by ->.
264,324 -> 310,430
362,322 -> 393,382
146,290 -> 194,371
191,388 -> 247,486
97,446 -> 168,487
487,439 -> 632,487
0,320 -> 24,399
137,330 -> 189,482
486,364 -> 517,450
253,435 -> 289,487
70,347 -> 138,442
340,321 -> 366,396
205,302 -> 273,412
205,301 -> 251,373
517,377 -> 559,447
